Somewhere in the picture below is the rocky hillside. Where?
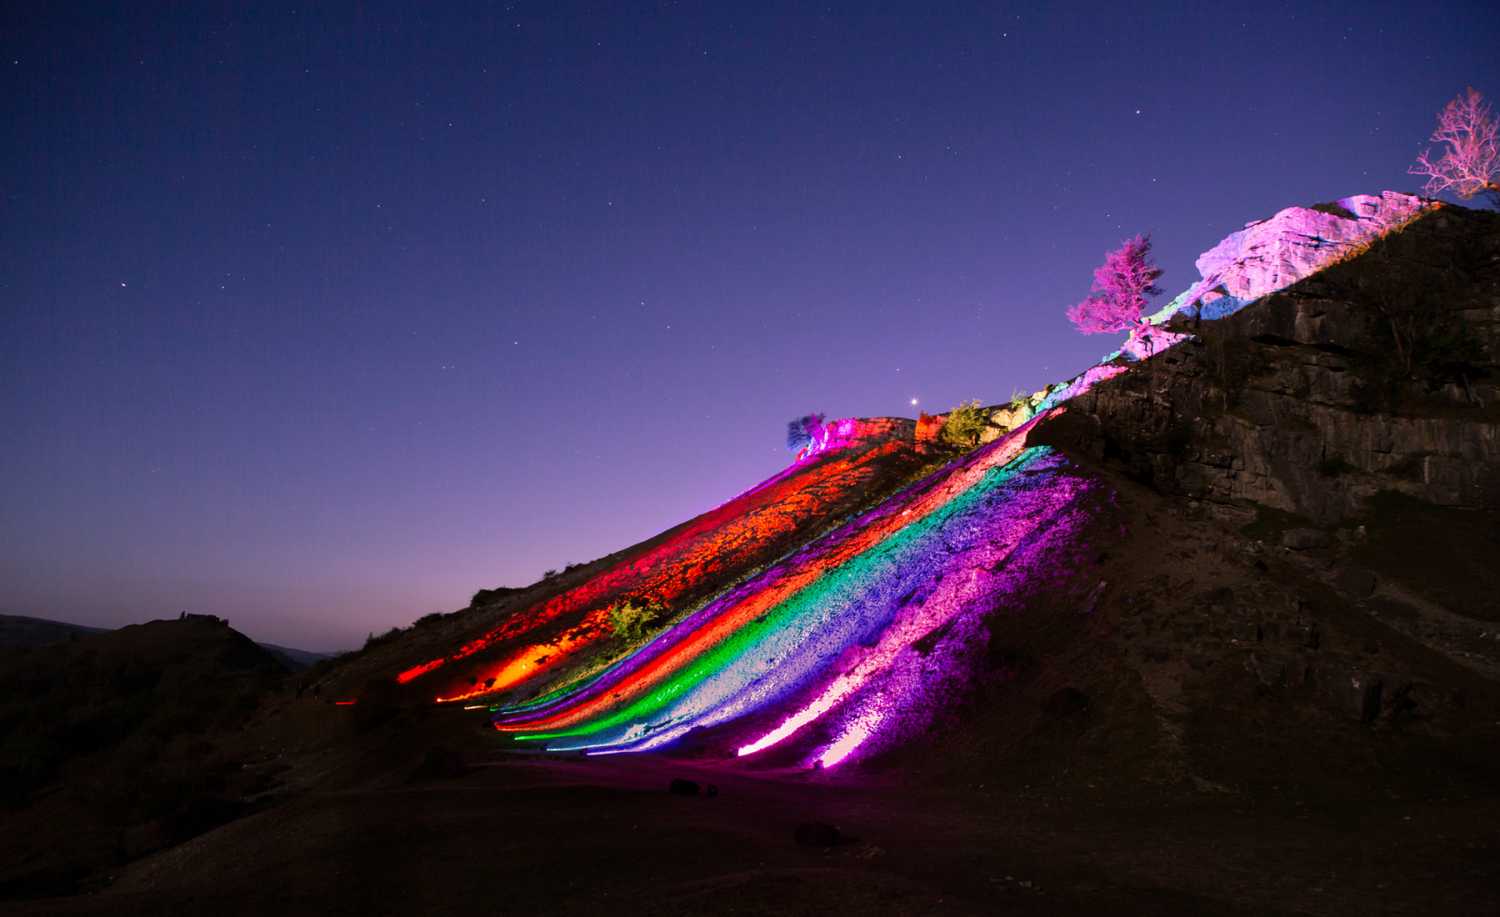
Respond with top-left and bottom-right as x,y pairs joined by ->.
1039,200 -> 1500,685
1046,200 -> 1500,525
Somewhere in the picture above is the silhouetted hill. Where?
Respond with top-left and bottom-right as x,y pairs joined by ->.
0,616 -> 292,897
0,613 -> 106,647
0,613 -> 334,670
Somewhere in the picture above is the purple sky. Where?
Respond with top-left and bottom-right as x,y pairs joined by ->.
3,2 -> 1496,651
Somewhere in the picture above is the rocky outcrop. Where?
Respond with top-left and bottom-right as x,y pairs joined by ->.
1153,192 -> 1436,324
1042,202 -> 1500,525
1198,192 -> 1433,299
795,416 -> 917,461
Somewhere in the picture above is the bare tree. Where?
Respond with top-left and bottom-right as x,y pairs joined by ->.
1410,87 -> 1500,206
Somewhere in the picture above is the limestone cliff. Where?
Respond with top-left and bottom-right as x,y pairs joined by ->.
1043,200 -> 1500,525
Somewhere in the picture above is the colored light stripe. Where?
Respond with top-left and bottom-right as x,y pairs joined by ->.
735,468 -> 1085,757
501,416 -> 1070,758
544,447 -> 1087,758
492,412 -> 1051,738
403,438 -> 910,695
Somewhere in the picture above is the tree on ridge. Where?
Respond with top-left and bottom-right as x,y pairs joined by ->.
1067,234 -> 1164,337
1410,87 -> 1500,206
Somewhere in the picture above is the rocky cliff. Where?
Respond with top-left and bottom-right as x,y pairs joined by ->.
1044,200 -> 1500,526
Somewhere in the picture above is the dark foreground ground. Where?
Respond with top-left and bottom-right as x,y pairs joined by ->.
11,742 -> 1496,917
7,464 -> 1500,916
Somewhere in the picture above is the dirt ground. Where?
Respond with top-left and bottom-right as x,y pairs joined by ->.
6,741 -> 1494,917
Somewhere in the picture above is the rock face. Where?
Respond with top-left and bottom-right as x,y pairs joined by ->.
1156,192 -> 1437,324
1198,192 -> 1433,300
1042,202 -> 1500,525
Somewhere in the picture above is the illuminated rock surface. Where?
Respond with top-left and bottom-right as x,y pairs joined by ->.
1153,191 -> 1436,324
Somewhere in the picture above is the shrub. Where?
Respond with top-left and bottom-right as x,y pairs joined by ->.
786,413 -> 826,452
363,627 -> 405,650
941,400 -> 989,447
608,598 -> 665,642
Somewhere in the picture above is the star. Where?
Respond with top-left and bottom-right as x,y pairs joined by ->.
909,397 -> 919,406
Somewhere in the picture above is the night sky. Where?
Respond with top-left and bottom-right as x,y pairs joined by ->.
3,2 -> 1495,651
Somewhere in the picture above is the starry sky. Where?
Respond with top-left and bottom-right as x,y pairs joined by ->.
2,2 -> 1496,651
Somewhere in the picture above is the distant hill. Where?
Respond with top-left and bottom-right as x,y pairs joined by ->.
0,613 -> 333,670
0,615 -> 294,897
0,613 -> 107,647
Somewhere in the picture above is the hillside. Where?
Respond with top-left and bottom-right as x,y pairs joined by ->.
0,614 -> 108,648
7,193 -> 1499,915
0,613 -> 335,670
0,617 -> 293,897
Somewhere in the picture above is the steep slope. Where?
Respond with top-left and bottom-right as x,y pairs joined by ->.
1041,200 -> 1500,678
1050,200 -> 1500,524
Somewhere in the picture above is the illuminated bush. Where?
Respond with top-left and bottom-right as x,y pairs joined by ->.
608,598 -> 665,643
786,413 -> 826,452
941,400 -> 989,447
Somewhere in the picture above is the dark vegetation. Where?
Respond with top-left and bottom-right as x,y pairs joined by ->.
608,597 -> 667,642
939,399 -> 989,447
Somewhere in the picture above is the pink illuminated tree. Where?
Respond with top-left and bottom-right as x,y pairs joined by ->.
1410,87 -> 1500,206
1067,233 -> 1164,336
